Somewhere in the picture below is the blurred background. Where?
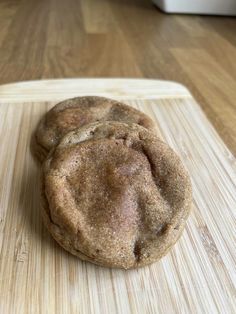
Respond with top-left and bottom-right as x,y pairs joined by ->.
0,0 -> 236,154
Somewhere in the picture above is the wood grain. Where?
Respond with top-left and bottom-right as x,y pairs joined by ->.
0,0 -> 236,155
0,79 -> 235,314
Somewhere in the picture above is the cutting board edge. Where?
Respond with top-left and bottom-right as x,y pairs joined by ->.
0,78 -> 192,102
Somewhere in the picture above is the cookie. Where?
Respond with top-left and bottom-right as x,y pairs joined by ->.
33,96 -> 156,162
41,122 -> 192,269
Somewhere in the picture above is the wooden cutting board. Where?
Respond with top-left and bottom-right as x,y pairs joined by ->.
0,79 -> 235,314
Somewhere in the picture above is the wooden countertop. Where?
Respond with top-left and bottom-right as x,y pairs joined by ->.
0,0 -> 236,155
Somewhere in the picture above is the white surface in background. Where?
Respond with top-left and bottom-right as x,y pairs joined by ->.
153,0 -> 236,15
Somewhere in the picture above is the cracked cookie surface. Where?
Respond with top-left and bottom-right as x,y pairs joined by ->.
41,122 -> 192,269
33,96 -> 156,162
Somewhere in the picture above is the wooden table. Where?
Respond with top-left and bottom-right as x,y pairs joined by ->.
0,79 -> 235,314
0,0 -> 236,155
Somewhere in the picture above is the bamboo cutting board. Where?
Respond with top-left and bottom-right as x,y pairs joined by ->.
0,79 -> 235,314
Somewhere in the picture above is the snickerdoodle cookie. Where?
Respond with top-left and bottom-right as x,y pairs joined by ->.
41,122 -> 191,269
33,96 -> 156,162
